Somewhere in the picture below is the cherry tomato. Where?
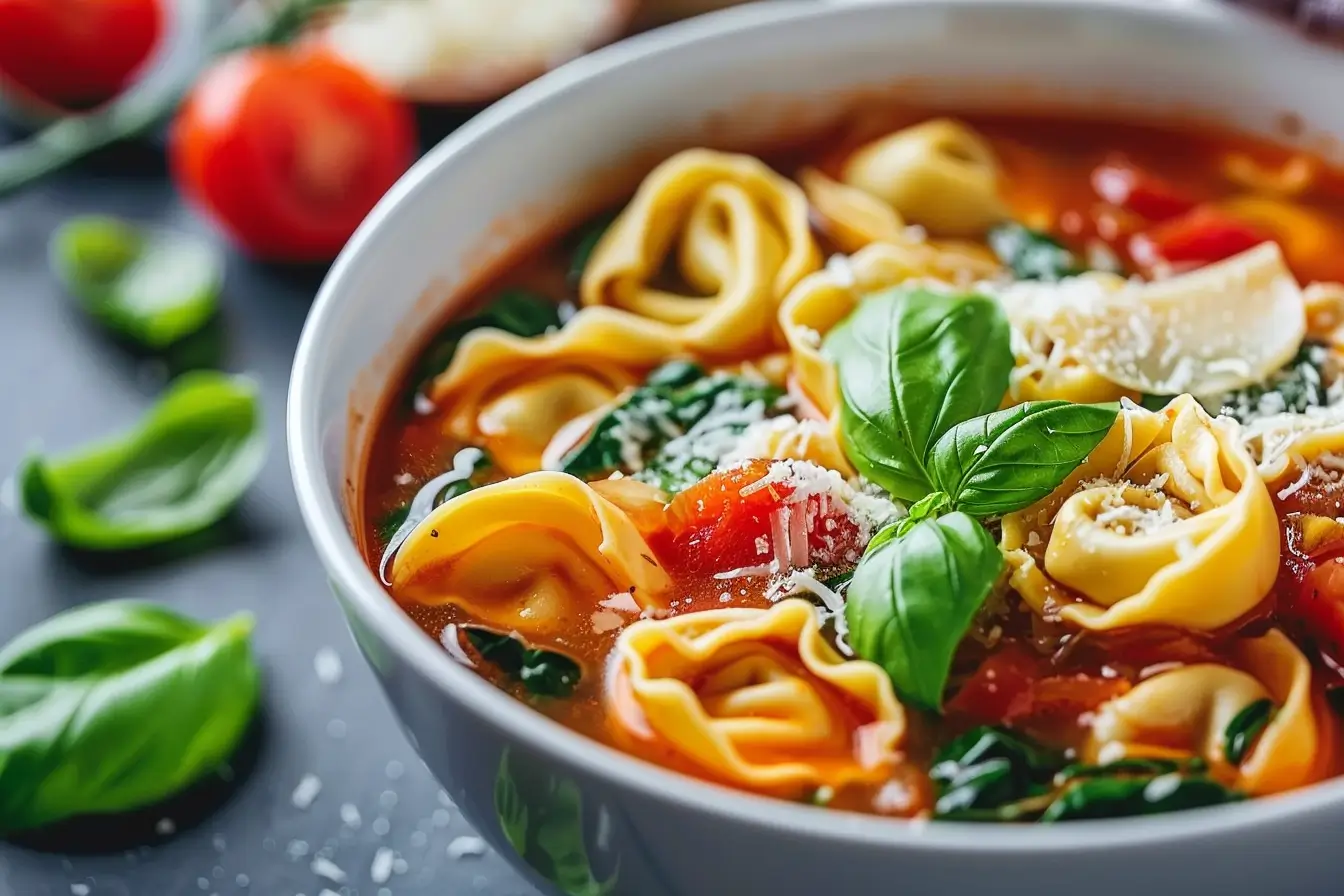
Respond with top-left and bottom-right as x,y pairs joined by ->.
0,0 -> 163,110
1089,158 -> 1195,222
170,47 -> 416,262
658,459 -> 864,577
1128,205 -> 1268,275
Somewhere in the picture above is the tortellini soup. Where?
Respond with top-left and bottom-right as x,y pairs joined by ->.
364,109 -> 1344,823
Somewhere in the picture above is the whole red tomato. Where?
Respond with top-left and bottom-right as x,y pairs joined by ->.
170,47 -> 417,262
0,0 -> 163,110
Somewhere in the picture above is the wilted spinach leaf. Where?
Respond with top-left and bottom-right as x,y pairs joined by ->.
1217,341 -> 1333,423
1223,698 -> 1275,766
988,222 -> 1087,282
377,447 -> 491,582
559,362 -> 782,493
1040,773 -> 1242,822
465,629 -> 581,699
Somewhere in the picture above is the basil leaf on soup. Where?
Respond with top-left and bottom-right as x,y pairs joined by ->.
1223,698 -> 1276,766
825,286 -> 1013,503
378,446 -> 491,583
1040,773 -> 1242,823
929,401 -> 1118,517
50,216 -> 222,349
559,362 -> 782,493
844,511 -> 1003,711
0,601 -> 259,834
16,371 -> 265,551
464,628 -> 581,699
408,288 -> 562,409
988,222 -> 1087,282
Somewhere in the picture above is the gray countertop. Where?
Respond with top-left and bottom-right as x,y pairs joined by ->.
0,137 -> 533,896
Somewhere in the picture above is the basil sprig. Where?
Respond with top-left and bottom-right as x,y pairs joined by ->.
827,285 -> 1117,709
1223,698 -> 1276,766
928,400 -> 1119,517
825,286 -> 1013,502
464,629 -> 582,700
931,727 -> 1242,824
17,371 -> 265,551
0,601 -> 260,834
50,216 -> 222,349
846,513 -> 1002,711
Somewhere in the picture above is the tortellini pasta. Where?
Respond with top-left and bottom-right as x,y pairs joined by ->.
581,149 -> 821,357
1007,316 -> 1135,406
840,118 -> 1010,237
1003,395 -> 1279,631
391,472 -> 672,641
430,307 -> 681,475
1086,630 -> 1319,795
607,599 -> 906,793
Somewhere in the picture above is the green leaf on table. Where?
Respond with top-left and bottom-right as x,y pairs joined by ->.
559,361 -> 782,494
1223,698 -> 1276,766
408,288 -> 561,409
988,222 -> 1087,282
16,371 -> 265,551
0,601 -> 259,834
50,216 -> 222,349
464,629 -> 581,699
825,286 -> 1014,503
844,512 -> 1004,711
928,401 -> 1118,517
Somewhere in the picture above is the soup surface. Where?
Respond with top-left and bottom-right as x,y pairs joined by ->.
362,107 -> 1344,822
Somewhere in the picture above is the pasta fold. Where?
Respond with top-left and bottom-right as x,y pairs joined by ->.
607,599 -> 905,792
429,307 -> 681,475
581,149 -> 821,357
840,118 -> 1009,237
391,472 -> 672,640
1086,630 -> 1319,795
1003,395 -> 1279,631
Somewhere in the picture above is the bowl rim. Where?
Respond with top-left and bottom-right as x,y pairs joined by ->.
289,0 -> 1344,851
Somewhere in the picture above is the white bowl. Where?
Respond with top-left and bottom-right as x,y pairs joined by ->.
289,2 -> 1344,893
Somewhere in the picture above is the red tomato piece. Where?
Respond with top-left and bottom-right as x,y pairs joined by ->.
1129,205 -> 1269,274
1005,674 -> 1130,724
170,47 -> 417,262
660,459 -> 865,578
0,0 -> 163,110
946,643 -> 1044,724
1282,554 -> 1344,666
1089,158 -> 1196,222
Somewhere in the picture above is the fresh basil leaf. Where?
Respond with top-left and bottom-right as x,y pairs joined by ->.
16,371 -> 264,551
1040,773 -> 1242,823
0,601 -> 259,834
378,447 -> 491,583
560,363 -> 782,492
826,286 -> 1013,503
408,289 -> 561,409
567,216 -> 614,291
465,629 -> 581,699
845,512 -> 1004,710
1223,698 -> 1276,766
988,222 -> 1087,282
891,491 -> 951,539
50,216 -> 222,349
929,401 -> 1118,517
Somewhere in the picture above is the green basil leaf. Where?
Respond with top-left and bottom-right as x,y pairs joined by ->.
408,289 -> 561,409
560,364 -> 782,492
16,371 -> 265,550
0,601 -> 259,833
464,629 -> 581,699
890,491 -> 951,539
1040,773 -> 1242,823
845,512 -> 1004,710
377,447 -> 492,583
987,222 -> 1087,282
929,401 -> 1118,517
826,286 -> 1013,503
1223,698 -> 1276,766
50,216 -> 222,350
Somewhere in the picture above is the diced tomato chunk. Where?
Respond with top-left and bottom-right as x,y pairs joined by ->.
659,459 -> 865,578
949,643 -> 1129,728
1281,553 -> 1344,666
1090,158 -> 1196,222
1006,674 -> 1130,724
1129,205 -> 1269,274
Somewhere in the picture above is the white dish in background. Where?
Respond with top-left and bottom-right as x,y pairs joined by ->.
289,2 -> 1344,893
